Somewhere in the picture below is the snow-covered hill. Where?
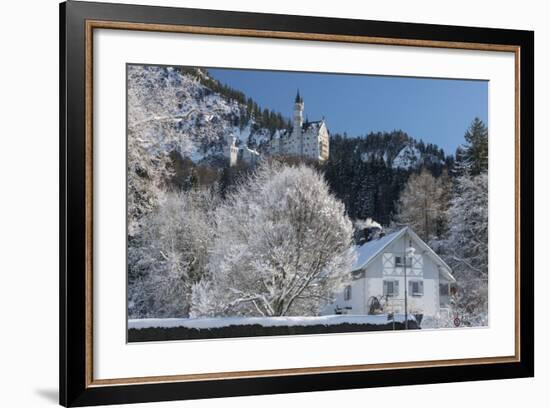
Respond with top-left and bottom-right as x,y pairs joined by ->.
128,65 -> 279,166
391,144 -> 446,170
357,139 -> 447,170
128,65 -> 450,173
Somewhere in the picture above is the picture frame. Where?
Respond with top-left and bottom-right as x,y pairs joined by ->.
59,0 -> 534,406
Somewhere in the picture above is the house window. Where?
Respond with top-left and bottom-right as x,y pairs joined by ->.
439,283 -> 449,296
409,280 -> 424,297
383,280 -> 399,297
344,285 -> 352,301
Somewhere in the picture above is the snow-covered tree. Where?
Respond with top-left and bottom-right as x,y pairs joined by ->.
192,163 -> 355,317
127,65 -> 194,235
444,172 -> 488,326
394,168 -> 450,241
128,188 -> 217,318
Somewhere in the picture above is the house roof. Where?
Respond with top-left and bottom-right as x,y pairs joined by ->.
352,228 -> 405,271
352,226 -> 455,282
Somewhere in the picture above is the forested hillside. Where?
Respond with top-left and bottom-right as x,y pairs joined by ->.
323,132 -> 454,225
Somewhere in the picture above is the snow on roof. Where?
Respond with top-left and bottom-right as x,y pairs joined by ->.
302,120 -> 324,132
270,120 -> 325,141
352,228 -> 407,271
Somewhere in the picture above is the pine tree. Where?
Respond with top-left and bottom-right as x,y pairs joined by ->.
463,117 -> 488,175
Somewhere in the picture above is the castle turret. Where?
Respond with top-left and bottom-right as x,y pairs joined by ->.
293,90 -> 304,155
224,135 -> 239,167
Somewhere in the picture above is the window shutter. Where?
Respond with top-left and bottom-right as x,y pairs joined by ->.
419,281 -> 424,295
394,280 -> 399,296
383,281 -> 388,296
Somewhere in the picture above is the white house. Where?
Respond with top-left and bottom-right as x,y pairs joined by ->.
268,91 -> 329,162
323,226 -> 456,320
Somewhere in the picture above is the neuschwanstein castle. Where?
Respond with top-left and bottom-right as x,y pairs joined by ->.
268,91 -> 330,161
225,92 -> 330,166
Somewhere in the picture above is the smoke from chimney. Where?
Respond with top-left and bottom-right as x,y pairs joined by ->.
355,218 -> 383,244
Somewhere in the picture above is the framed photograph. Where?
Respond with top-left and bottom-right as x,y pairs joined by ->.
60,1 -> 534,406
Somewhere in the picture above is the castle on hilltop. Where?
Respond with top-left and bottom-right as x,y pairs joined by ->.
225,91 -> 329,167
268,91 -> 329,162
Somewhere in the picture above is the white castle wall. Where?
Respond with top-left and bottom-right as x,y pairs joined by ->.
267,96 -> 329,161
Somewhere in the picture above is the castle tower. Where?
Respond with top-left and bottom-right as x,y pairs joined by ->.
293,90 -> 304,155
224,135 -> 239,167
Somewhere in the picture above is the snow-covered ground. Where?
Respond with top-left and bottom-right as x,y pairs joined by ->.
128,314 -> 417,330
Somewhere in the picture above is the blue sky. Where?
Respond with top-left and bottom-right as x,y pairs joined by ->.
208,68 -> 488,156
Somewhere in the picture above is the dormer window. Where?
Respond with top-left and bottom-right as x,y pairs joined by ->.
395,256 -> 412,267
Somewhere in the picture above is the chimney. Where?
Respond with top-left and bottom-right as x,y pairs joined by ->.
364,226 -> 383,242
355,219 -> 383,245
364,228 -> 371,242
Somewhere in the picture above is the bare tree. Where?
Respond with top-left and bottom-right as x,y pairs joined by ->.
395,168 -> 450,241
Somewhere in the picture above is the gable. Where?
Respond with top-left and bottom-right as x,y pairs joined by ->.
352,227 -> 454,282
352,228 -> 407,271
